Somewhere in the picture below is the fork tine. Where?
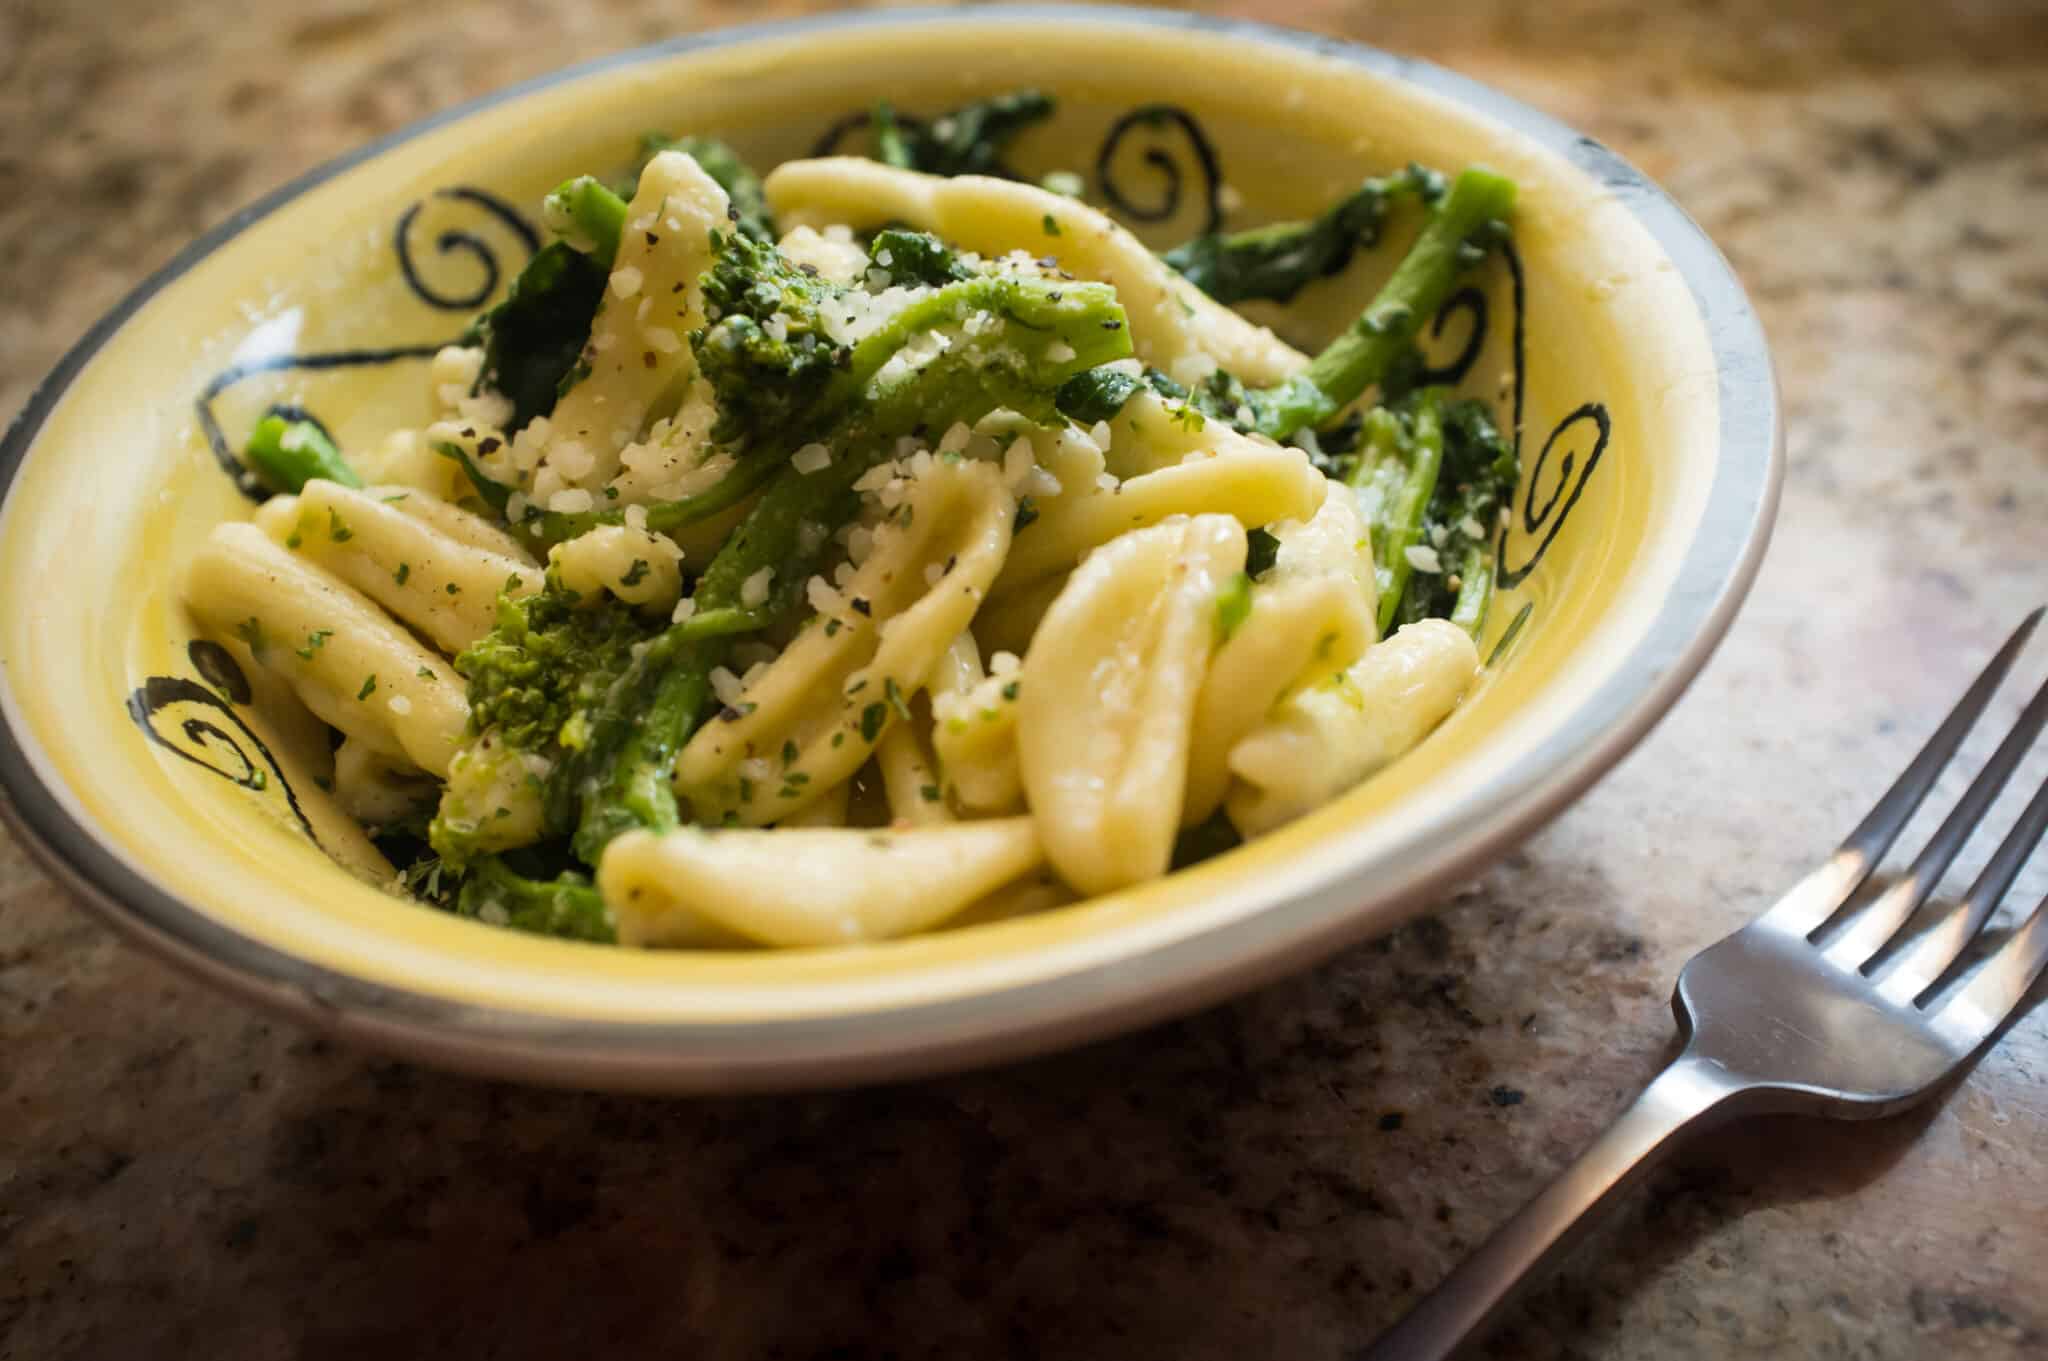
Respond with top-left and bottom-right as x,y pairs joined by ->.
1761,607 -> 2044,936
1930,893 -> 2048,1048
1823,665 -> 2048,969
1879,768 -> 2048,1005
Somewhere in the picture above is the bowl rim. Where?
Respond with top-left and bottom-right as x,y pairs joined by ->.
0,3 -> 1780,1090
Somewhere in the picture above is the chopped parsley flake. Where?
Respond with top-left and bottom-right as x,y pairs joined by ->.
356,673 -> 377,700
859,702 -> 887,743
295,628 -> 333,661
232,617 -> 265,658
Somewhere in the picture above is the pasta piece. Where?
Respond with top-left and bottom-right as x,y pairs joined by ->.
971,571 -> 1067,659
1018,514 -> 1246,895
523,150 -> 732,505
776,223 -> 869,283
973,408 -> 1106,511
1183,490 -> 1379,822
931,629 -> 986,698
253,481 -> 541,653
1225,618 -> 1480,837
778,778 -> 851,828
331,737 -> 436,829
995,437 -> 1324,595
379,482 -> 536,563
764,158 -> 1307,386
675,458 -> 1014,825
876,718 -> 951,825
1093,384 -> 1270,480
946,869 -> 1077,929
932,669 -> 1024,814
352,428 -> 478,503
598,818 -> 1044,947
183,524 -> 467,775
548,524 -> 686,612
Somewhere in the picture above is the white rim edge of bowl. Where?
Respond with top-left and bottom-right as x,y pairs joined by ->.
0,5 -> 1781,1091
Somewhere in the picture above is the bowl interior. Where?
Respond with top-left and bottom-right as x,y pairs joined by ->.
0,10 -> 1757,1079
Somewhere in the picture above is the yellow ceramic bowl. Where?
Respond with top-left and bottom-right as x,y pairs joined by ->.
0,8 -> 1778,1090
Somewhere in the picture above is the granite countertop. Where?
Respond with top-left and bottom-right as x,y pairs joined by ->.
3,1 -> 2045,1356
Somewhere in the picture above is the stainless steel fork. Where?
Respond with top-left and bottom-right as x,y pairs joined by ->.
1365,607 -> 2048,1361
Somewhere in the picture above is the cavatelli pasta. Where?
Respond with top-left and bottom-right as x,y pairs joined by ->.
1225,618 -> 1480,837
674,457 -> 1014,825
1016,513 -> 1246,895
184,523 -> 467,775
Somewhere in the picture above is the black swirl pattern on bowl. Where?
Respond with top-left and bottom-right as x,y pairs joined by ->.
127,642 -> 324,848
1094,104 -> 1224,237
393,187 -> 540,311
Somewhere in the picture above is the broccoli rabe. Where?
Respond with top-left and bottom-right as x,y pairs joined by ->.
693,227 -> 860,446
457,576 -> 654,758
542,176 -> 628,264
428,571 -> 658,867
453,852 -> 613,943
1064,168 -> 1515,447
868,227 -> 974,286
464,241 -> 609,432
630,133 -> 774,242
243,414 -> 361,494
1395,398 -> 1518,635
1348,389 -> 1447,638
1341,388 -> 1518,638
1163,164 -> 1445,305
864,90 -> 1056,178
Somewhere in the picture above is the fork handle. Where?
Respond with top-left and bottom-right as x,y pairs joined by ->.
1360,1054 -> 1745,1360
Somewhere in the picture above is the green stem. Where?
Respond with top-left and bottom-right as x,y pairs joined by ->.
543,176 -> 628,266
245,415 -> 361,493
1264,167 -> 1516,439
1351,389 -> 1446,638
1448,542 -> 1494,637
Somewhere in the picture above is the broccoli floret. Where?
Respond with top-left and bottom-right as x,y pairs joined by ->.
865,90 -> 1056,178
630,133 -> 774,242
464,241 -> 609,431
692,227 -> 857,447
868,228 -> 974,286
1163,164 -> 1445,305
428,573 -> 662,867
459,579 -> 653,756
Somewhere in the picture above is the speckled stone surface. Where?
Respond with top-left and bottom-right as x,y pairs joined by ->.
3,1 -> 2046,1357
